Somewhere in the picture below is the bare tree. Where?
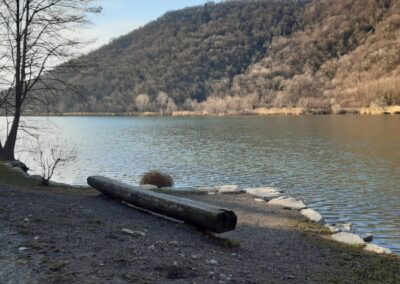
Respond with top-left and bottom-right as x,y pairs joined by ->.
165,97 -> 177,115
0,0 -> 101,160
34,138 -> 77,186
155,91 -> 168,113
135,94 -> 150,112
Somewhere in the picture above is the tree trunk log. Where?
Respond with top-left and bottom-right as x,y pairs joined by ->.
87,176 -> 237,233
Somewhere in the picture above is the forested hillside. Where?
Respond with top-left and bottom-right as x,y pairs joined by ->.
48,0 -> 400,114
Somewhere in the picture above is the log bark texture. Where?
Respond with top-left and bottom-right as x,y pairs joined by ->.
87,176 -> 237,233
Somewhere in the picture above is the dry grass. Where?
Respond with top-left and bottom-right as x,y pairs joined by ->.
140,171 -> 174,188
252,107 -> 305,115
358,105 -> 400,115
172,111 -> 206,117
294,220 -> 332,235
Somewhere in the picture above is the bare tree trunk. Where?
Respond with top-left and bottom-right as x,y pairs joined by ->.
0,0 -> 100,160
1,108 -> 21,160
0,0 -> 22,161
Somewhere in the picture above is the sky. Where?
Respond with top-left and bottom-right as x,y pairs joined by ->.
84,0 -> 222,52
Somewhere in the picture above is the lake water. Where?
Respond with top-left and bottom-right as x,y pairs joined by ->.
2,116 -> 400,254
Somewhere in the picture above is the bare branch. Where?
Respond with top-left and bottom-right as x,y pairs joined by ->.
33,137 -> 77,186
0,0 -> 101,159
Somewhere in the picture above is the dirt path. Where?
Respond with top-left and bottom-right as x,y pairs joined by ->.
0,185 -> 399,284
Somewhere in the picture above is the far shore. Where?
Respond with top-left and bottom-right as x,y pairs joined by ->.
24,105 -> 400,117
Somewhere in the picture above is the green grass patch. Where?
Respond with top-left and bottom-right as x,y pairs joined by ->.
294,220 -> 332,235
16,224 -> 33,236
21,239 -> 42,250
43,257 -> 69,272
310,236 -> 400,283
48,260 -> 68,271
0,162 -> 91,192
216,237 -> 241,248
0,162 -> 40,187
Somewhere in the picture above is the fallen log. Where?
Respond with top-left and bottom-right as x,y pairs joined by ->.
87,176 -> 237,233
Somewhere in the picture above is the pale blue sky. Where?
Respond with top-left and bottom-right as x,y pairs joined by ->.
84,0 -> 221,51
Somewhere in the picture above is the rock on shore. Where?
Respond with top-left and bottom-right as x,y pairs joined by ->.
268,196 -> 306,210
216,185 -> 243,194
243,187 -> 282,200
364,244 -> 392,254
361,233 -> 374,243
331,232 -> 365,245
300,208 -> 324,223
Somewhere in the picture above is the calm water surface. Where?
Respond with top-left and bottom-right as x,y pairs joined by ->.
3,116 -> 400,253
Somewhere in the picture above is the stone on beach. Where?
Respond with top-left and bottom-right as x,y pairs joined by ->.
122,229 -> 146,237
335,223 -> 353,233
216,185 -> 243,194
268,196 -> 306,210
324,224 -> 341,233
331,232 -> 365,245
18,247 -> 28,252
300,208 -> 324,223
244,187 -> 282,200
361,233 -> 373,243
364,244 -> 392,254
207,260 -> 219,265
7,160 -> 29,173
324,223 -> 353,233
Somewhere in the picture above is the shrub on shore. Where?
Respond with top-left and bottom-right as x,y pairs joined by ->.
140,171 -> 174,188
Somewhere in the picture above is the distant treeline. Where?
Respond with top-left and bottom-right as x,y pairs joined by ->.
31,0 -> 400,114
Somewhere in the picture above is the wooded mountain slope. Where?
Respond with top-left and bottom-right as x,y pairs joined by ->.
52,0 -> 400,114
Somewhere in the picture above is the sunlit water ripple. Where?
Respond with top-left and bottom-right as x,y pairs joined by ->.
1,115 -> 399,254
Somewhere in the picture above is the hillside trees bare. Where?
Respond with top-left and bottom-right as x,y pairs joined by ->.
44,0 -> 306,113
3,0 -> 399,116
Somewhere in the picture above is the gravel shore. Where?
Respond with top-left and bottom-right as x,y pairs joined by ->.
1,182 -> 399,284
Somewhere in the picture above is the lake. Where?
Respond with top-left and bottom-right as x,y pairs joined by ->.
2,115 -> 400,254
